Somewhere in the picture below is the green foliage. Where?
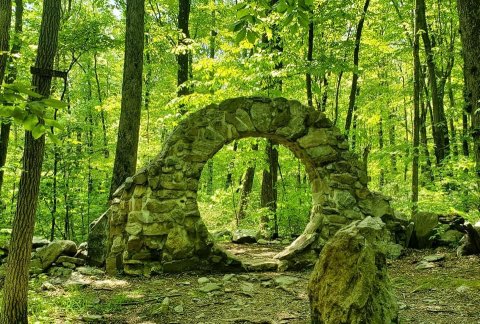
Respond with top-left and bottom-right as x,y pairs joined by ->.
1,0 -> 478,244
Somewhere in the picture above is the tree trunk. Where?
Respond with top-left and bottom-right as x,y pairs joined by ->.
0,0 -> 13,196
378,117 -> 384,188
388,111 -> 397,172
344,0 -> 370,135
0,0 -> 11,84
306,20 -> 314,107
420,89 -> 434,183
144,31 -> 152,144
236,143 -> 258,221
412,0 -> 421,216
109,0 -> 145,199
260,140 -> 278,238
417,0 -> 449,164
456,0 -> 480,188
93,51 -> 109,158
0,0 -> 60,322
177,0 -> 190,105
225,141 -> 238,189
462,112 -> 469,156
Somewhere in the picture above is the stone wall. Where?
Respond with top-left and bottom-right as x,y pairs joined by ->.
94,97 -> 394,275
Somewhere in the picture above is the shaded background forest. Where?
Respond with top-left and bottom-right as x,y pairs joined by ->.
0,0 -> 478,242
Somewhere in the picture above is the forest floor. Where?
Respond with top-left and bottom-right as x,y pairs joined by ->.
20,244 -> 480,324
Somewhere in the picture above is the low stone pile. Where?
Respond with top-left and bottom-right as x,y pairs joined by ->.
0,229 -> 89,279
410,212 -> 465,248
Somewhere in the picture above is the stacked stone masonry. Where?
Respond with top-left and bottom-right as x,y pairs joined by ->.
96,97 -> 394,275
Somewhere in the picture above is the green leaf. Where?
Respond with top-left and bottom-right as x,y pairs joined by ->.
236,28 -> 247,43
247,30 -> 257,44
28,101 -> 46,117
23,114 -> 39,131
236,8 -> 250,19
46,131 -> 61,145
0,105 -> 14,117
284,12 -> 294,26
298,11 -> 310,27
41,98 -> 68,109
233,20 -> 245,32
276,0 -> 289,14
31,124 -> 46,139
5,83 -> 43,99
11,106 -> 27,120
44,118 -> 64,130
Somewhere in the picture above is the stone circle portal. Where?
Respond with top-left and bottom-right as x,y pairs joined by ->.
92,97 -> 393,275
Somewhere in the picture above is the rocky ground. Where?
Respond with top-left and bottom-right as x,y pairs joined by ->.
10,244 -> 480,324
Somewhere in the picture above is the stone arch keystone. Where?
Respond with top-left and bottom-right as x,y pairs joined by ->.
94,97 -> 393,275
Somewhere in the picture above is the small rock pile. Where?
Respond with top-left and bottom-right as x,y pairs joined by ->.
0,229 -> 89,279
409,212 -> 465,248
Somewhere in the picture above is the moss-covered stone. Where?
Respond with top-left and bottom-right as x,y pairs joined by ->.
308,217 -> 398,324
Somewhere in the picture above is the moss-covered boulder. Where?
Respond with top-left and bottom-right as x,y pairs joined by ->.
308,217 -> 398,324
34,240 -> 77,270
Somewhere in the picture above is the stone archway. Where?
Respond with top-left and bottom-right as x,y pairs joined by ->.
93,97 -> 393,275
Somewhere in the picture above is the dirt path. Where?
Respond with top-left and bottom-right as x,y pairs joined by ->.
26,245 -> 480,324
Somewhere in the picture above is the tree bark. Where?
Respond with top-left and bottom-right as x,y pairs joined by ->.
412,0 -> 421,216
306,20 -> 314,107
378,117 -> 384,188
177,0 -> 191,104
109,0 -> 145,199
420,88 -> 434,183
344,0 -> 370,135
0,0 -> 11,84
260,140 -> 278,238
456,0 -> 480,188
462,112 -> 469,156
236,143 -> 258,221
0,0 -> 13,196
0,0 -> 60,322
417,0 -> 449,164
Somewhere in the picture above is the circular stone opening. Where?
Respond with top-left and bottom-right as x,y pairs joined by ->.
198,138 -> 312,263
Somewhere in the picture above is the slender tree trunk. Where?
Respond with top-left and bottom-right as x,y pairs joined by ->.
110,0 -> 145,199
388,111 -> 397,172
344,0 -> 370,135
462,112 -> 469,156
144,31 -> 152,144
420,90 -> 434,182
412,0 -> 421,216
378,117 -> 385,187
448,77 -> 459,157
225,141 -> 238,189
417,0 -> 450,164
93,52 -> 109,158
0,0 -> 60,322
206,8 -> 216,196
260,140 -> 278,238
236,143 -> 258,221
177,0 -> 190,106
306,20 -> 314,107
333,71 -> 343,126
0,0 -> 11,84
320,76 -> 328,112
456,0 -> 480,188
0,0 -> 14,196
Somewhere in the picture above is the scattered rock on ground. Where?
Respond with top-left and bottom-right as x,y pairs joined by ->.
198,282 -> 222,293
232,229 -> 259,244
76,266 -> 105,277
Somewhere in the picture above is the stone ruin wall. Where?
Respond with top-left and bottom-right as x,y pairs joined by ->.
91,97 -> 394,276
